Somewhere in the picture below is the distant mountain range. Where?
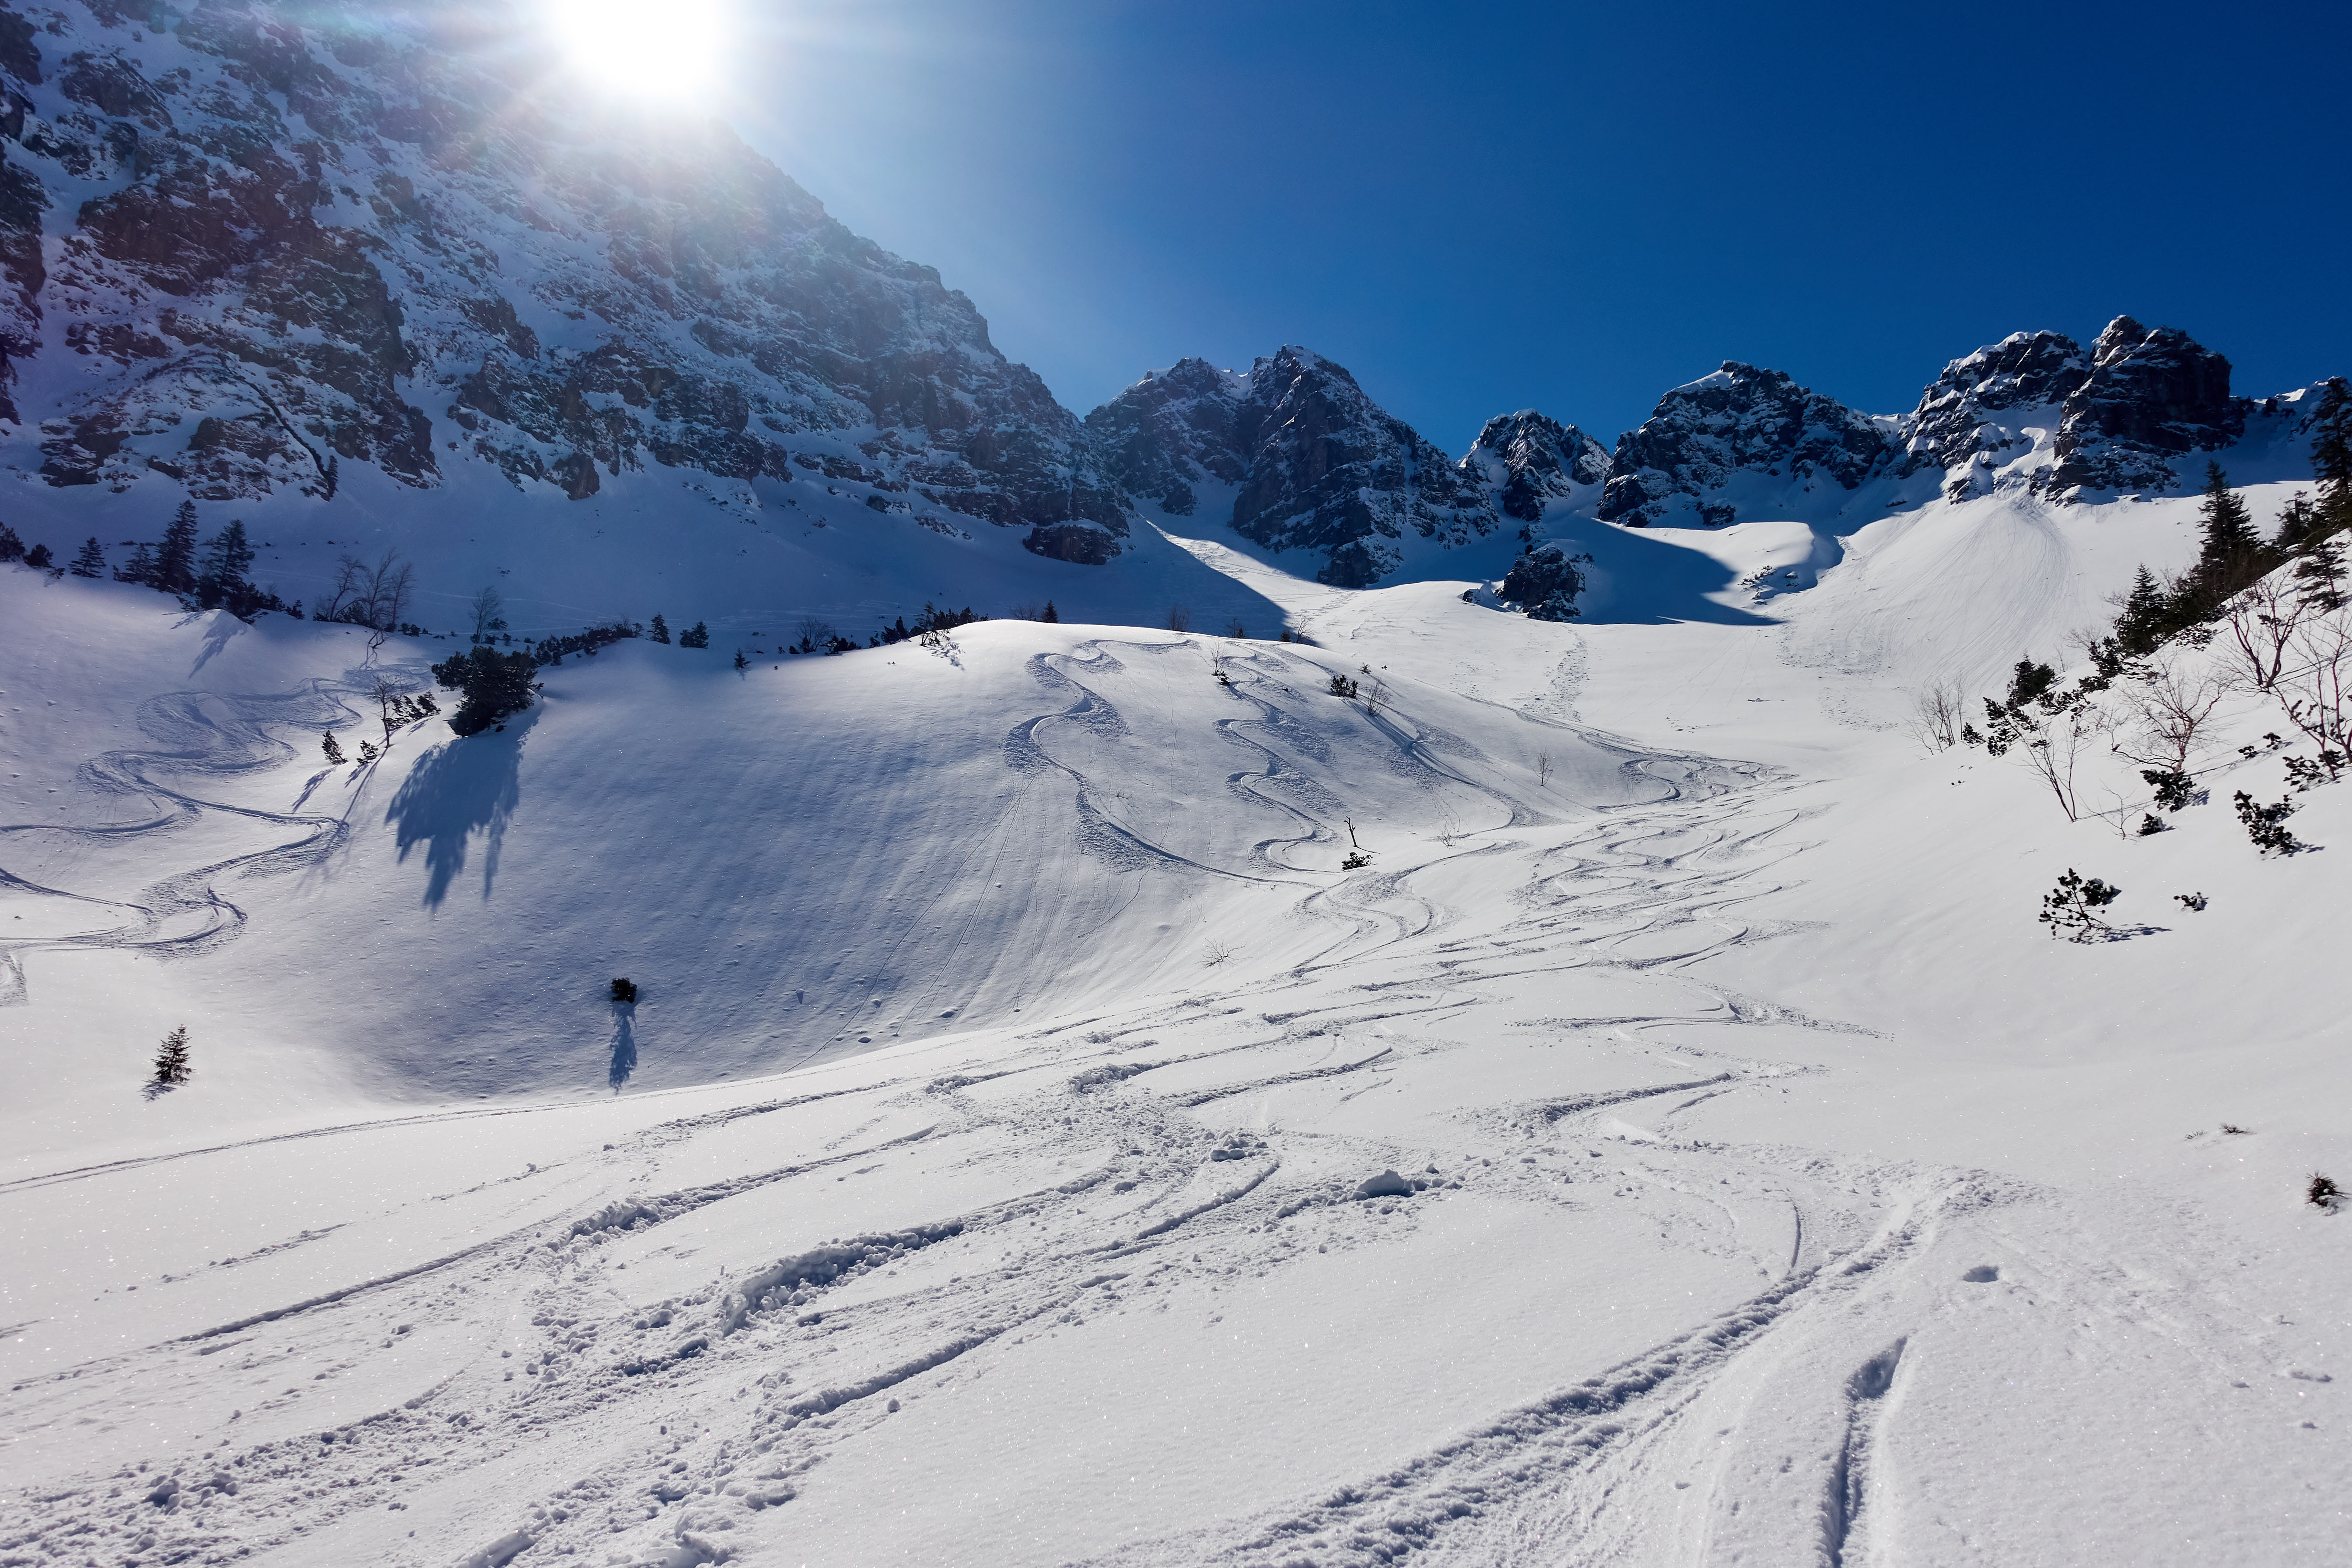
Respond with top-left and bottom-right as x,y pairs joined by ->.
0,0 -> 2340,592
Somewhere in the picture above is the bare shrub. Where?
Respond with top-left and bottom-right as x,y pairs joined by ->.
2220,576 -> 2306,692
1907,679 -> 1966,751
2115,654 -> 2229,776
1166,605 -> 1192,633
2275,611 -> 2352,771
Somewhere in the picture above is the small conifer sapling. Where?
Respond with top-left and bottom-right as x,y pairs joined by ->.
2233,791 -> 2304,855
152,1026 -> 192,1087
610,977 -> 639,1005
2039,868 -> 2122,941
321,731 -> 345,765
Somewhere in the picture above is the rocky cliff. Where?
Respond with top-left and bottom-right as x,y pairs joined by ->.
1085,345 -> 1502,587
0,0 -> 1132,561
2041,315 -> 2248,496
1459,409 -> 1609,523
1596,362 -> 1897,528
1897,329 -> 2087,499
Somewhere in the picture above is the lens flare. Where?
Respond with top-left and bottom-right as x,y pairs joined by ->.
546,0 -> 730,100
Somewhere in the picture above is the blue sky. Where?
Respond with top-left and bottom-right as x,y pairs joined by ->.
724,0 -> 2352,450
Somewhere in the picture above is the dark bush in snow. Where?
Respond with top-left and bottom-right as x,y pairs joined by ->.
2233,791 -> 2304,855
2039,868 -> 2122,940
432,647 -> 541,736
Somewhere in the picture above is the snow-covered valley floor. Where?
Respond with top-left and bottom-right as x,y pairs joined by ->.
2,503 -> 2347,1567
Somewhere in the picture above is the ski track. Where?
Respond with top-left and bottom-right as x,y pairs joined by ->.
0,667 -> 432,994
0,639 -> 2302,1568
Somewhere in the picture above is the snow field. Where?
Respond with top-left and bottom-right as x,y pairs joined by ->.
3,479 -> 2348,1566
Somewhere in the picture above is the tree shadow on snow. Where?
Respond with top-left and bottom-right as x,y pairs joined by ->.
385,711 -> 534,908
608,998 -> 638,1089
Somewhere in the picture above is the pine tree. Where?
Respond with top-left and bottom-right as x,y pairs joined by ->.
116,541 -> 156,586
2274,491 -> 2320,553
321,731 -> 345,765
2114,566 -> 2170,655
0,521 -> 22,562
2309,377 -> 2352,540
2194,461 -> 2259,576
734,648 -> 749,670
22,542 -> 52,569
197,520 -> 254,607
152,1025 -> 192,1086
1041,599 -> 1058,624
429,646 -> 541,736
69,537 -> 106,578
678,620 -> 710,648
649,613 -> 670,644
2294,537 -> 2348,614
157,501 -> 200,595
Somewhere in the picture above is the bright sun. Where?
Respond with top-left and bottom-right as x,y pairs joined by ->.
547,0 -> 731,100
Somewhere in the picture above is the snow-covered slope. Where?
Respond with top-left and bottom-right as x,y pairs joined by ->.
5,467 -> 2349,1564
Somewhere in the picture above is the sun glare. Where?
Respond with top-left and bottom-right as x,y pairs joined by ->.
547,0 -> 731,100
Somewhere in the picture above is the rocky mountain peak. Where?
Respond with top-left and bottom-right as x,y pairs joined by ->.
1899,330 -> 2088,497
1596,361 -> 1893,528
1084,343 -> 1501,587
1225,345 -> 1498,587
2041,316 -> 2246,495
0,0 -> 1132,562
1081,357 -> 1251,516
1458,410 -> 1608,523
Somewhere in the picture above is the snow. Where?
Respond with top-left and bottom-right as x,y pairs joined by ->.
3,479 -> 2348,1567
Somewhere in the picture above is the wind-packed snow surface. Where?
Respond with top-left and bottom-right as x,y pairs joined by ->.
3,481 -> 2348,1568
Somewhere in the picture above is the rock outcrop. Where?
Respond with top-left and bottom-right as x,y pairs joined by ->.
0,0 -> 1131,559
1081,358 -> 1251,517
1597,363 -> 1893,527
1229,347 -> 1497,586
1898,330 -> 2088,499
2041,316 -> 2247,496
1458,410 -> 1608,523
1085,346 -> 1500,586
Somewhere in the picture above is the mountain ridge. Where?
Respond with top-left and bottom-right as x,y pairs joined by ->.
0,0 -> 2340,611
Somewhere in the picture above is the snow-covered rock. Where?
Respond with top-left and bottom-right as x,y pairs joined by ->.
1897,329 -> 2088,500
1087,344 -> 1501,586
0,0 -> 1133,560
1082,357 -> 1252,517
1596,362 -> 1896,528
2041,315 -> 2248,497
1458,409 -> 1610,523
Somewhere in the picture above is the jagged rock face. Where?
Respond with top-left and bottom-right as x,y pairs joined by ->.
1900,331 -> 2087,497
1084,344 -> 1499,587
1081,357 -> 1250,517
0,0 -> 1129,558
1498,542 -> 1584,621
2041,316 -> 2247,495
1596,362 -> 1892,527
1227,346 -> 1497,587
1458,410 -> 1608,523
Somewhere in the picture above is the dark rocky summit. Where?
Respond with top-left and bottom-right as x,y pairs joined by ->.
1458,410 -> 1608,523
1597,363 -> 1894,528
1085,345 -> 1500,586
0,0 -> 1130,558
1081,357 -> 1250,518
1898,330 -> 2087,498
1228,347 -> 1496,587
2041,316 -> 2248,496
